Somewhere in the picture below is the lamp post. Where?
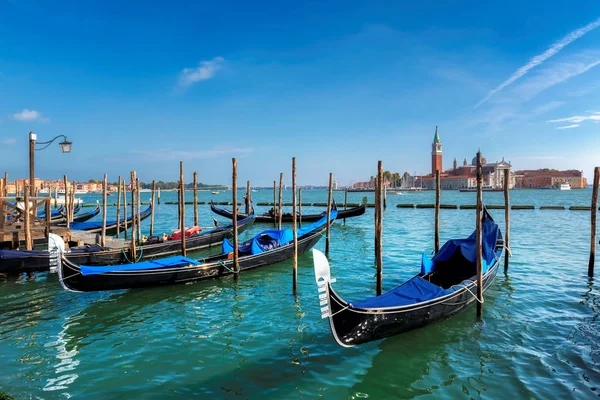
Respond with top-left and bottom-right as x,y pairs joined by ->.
29,132 -> 72,197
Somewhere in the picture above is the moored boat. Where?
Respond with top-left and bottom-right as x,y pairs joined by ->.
313,208 -> 503,347
57,211 -> 336,292
0,215 -> 256,273
211,201 -> 364,223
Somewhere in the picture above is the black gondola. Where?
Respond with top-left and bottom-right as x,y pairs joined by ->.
69,205 -> 153,235
313,208 -> 504,347
211,202 -> 364,223
58,210 -> 336,292
0,215 -> 255,273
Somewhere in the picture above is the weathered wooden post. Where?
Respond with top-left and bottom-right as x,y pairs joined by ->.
63,176 -> 69,228
101,174 -> 107,247
476,152 -> 483,318
136,178 -> 142,242
116,176 -> 122,238
45,198 -> 51,238
326,173 -> 333,256
278,173 -> 284,230
158,187 -> 161,205
298,187 -> 303,228
589,167 -> 600,277
24,185 -> 32,250
3,172 -> 7,197
193,171 -> 198,227
180,161 -> 186,256
53,184 -> 57,208
292,157 -> 298,294
435,170 -> 441,253
504,168 -> 511,271
232,158 -> 239,277
123,180 -> 128,239
343,187 -> 348,224
130,171 -> 137,261
0,179 -> 4,201
246,180 -> 251,215
70,182 -> 75,222
273,180 -> 277,227
376,161 -> 383,296
150,180 -> 156,237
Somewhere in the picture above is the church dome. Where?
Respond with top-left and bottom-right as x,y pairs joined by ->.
472,155 -> 487,165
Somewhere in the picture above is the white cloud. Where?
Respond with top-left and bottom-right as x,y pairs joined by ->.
511,54 -> 600,101
548,111 -> 600,124
178,57 -> 225,88
2,138 -> 16,144
556,124 -> 580,129
476,17 -> 600,107
12,109 -> 48,122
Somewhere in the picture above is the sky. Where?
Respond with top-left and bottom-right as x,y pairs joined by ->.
0,0 -> 599,186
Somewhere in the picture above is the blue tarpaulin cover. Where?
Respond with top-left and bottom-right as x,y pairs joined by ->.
350,212 -> 499,309
70,206 -> 151,230
222,210 -> 337,255
80,256 -> 200,276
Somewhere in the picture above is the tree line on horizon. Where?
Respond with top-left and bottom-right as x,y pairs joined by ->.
368,171 -> 412,187
87,179 -> 227,190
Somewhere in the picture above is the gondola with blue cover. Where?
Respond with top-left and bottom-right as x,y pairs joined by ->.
69,205 -> 153,235
313,207 -> 503,347
58,210 -> 336,292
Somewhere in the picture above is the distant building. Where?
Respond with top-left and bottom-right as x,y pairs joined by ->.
514,169 -> 587,189
417,127 -> 515,190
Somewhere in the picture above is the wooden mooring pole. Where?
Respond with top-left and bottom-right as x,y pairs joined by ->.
193,171 -> 198,227
116,176 -> 122,238
246,180 -> 251,214
344,187 -> 348,224
101,174 -> 107,247
273,180 -> 277,227
150,180 -> 156,237
504,168 -> 511,271
180,162 -> 186,256
589,167 -> 599,277
278,173 -> 284,230
476,152 -> 483,318
435,170 -> 440,253
63,176 -> 69,229
45,198 -> 51,239
383,185 -> 387,209
326,173 -> 333,256
24,185 -> 32,250
130,171 -> 137,261
3,172 -> 7,197
292,157 -> 298,294
376,161 -> 383,296
298,187 -> 303,228
232,158 -> 239,277
123,180 -> 128,240
158,187 -> 161,205
137,178 -> 142,242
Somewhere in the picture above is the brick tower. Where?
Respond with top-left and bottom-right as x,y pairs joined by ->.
431,126 -> 442,175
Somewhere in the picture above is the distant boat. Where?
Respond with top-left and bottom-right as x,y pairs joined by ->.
388,191 -> 403,195
251,189 -> 259,193
554,183 -> 571,191
212,191 -> 220,195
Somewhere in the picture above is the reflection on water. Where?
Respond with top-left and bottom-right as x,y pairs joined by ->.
0,189 -> 599,398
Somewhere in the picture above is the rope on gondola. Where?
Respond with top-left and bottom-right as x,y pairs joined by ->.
121,245 -> 144,263
217,260 -> 236,274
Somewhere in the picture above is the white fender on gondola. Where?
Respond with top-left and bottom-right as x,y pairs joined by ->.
48,233 -> 65,273
312,249 -> 336,319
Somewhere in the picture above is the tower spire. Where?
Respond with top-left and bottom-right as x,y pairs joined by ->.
433,126 -> 440,143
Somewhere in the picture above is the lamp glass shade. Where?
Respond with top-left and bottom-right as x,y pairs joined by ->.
59,140 -> 72,153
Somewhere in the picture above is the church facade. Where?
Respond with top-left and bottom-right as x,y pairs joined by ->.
418,127 -> 515,190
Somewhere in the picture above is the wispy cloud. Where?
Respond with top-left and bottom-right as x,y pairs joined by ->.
547,111 -> 600,124
2,138 -> 16,145
531,101 -> 565,116
177,57 -> 225,89
131,146 -> 254,161
476,17 -> 600,107
556,124 -> 580,129
11,109 -> 49,122
514,155 -> 565,160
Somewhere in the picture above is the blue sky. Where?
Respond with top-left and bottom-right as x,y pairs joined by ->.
0,0 -> 599,186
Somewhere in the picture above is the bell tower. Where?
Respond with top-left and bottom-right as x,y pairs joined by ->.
431,126 -> 442,175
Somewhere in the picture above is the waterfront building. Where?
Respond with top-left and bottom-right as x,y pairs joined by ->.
417,127 -> 515,190
514,169 -> 587,189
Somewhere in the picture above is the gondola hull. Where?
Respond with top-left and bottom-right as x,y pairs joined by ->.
69,206 -> 153,235
326,256 -> 501,347
211,203 -> 365,223
0,216 -> 255,273
59,224 -> 325,292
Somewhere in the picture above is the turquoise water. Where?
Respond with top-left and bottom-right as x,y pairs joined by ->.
1,189 -> 599,399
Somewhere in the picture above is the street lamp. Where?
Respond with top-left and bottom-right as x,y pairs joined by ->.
29,132 -> 73,197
